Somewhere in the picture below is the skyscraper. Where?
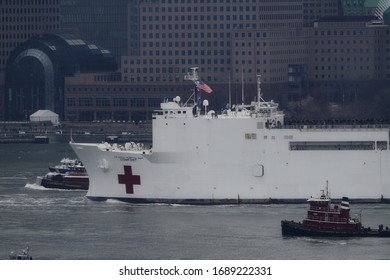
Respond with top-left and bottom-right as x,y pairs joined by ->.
122,0 -> 310,99
303,0 -> 341,27
60,0 -> 129,66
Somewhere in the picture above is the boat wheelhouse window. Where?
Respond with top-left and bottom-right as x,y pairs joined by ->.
289,141 -> 375,151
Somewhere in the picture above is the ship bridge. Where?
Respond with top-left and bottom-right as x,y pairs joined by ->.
153,96 -> 193,119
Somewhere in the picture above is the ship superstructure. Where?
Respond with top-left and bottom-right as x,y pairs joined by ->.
70,68 -> 390,204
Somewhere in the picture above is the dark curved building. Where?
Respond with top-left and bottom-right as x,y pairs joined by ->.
5,33 -> 117,121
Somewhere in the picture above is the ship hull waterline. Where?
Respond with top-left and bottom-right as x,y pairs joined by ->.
70,127 -> 390,205
281,220 -> 390,237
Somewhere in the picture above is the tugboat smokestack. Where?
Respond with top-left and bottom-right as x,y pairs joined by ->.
340,197 -> 350,219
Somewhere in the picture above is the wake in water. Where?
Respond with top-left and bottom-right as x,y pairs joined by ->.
0,176 -> 28,180
0,192 -> 87,208
24,183 -> 48,191
300,236 -> 348,246
24,183 -> 86,192
105,199 -> 128,204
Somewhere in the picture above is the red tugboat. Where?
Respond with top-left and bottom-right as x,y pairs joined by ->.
281,186 -> 390,237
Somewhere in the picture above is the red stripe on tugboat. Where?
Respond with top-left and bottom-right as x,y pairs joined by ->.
281,182 -> 390,237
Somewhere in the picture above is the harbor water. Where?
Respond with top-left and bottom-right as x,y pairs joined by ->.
1,139 -> 390,260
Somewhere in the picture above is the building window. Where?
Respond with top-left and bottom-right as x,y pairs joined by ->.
96,98 -> 110,107
67,98 -> 76,107
113,98 -> 128,107
79,97 -> 93,107
148,98 -> 161,108
130,98 -> 145,107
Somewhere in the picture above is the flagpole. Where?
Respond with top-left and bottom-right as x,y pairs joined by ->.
241,66 -> 244,105
257,74 -> 262,103
228,71 -> 231,108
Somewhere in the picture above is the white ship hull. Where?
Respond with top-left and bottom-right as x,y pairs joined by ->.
70,69 -> 390,204
71,118 -> 390,203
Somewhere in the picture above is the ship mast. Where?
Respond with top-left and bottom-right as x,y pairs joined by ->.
184,67 -> 200,83
184,67 -> 201,116
241,67 -> 244,105
257,74 -> 262,104
228,71 -> 232,109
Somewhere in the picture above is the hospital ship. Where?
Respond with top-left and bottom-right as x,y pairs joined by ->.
70,68 -> 390,204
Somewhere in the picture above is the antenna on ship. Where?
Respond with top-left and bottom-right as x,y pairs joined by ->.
184,67 -> 200,82
184,67 -> 201,116
70,128 -> 74,143
325,180 -> 330,198
228,71 -> 232,109
257,74 -> 262,104
183,67 -> 199,104
241,66 -> 245,105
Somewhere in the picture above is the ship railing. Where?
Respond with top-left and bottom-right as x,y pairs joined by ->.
282,123 -> 390,130
306,215 -> 348,223
97,142 -> 151,153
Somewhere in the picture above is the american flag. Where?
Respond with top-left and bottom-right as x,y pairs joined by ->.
195,81 -> 213,93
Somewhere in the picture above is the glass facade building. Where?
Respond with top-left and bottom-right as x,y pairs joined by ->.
60,0 -> 130,66
5,34 -> 117,120
0,0 -> 60,119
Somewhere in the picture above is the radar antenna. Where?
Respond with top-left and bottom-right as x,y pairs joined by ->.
183,67 -> 200,108
257,74 -> 262,103
184,67 -> 200,82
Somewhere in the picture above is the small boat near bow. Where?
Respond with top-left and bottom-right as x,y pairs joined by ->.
9,247 -> 33,260
32,157 -> 89,190
48,158 -> 86,174
37,171 -> 89,190
281,185 -> 390,237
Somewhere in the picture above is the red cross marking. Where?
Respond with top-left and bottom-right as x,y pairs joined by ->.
118,165 -> 141,194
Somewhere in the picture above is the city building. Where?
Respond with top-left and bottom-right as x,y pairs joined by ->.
64,72 -> 185,122
307,16 -> 389,104
3,1 -> 390,122
5,33 -> 117,120
0,0 -> 60,120
122,0 -> 311,105
303,0 -> 340,27
66,0 -> 390,121
59,0 -> 130,66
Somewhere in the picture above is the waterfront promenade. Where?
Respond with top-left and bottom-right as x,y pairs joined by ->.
0,120 -> 152,143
